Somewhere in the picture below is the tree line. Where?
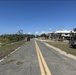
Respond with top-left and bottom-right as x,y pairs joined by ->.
0,34 -> 35,43
36,33 -> 49,39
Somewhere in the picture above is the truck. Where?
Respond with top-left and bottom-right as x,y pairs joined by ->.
69,28 -> 76,47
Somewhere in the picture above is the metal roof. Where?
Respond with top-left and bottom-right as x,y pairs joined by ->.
55,30 -> 71,33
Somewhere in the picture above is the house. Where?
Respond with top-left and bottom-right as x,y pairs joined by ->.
54,30 -> 71,40
47,29 -> 71,41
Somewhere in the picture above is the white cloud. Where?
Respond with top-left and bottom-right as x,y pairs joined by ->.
28,32 -> 32,34
40,30 -> 52,35
39,31 -> 46,35
41,31 -> 45,34
35,31 -> 39,34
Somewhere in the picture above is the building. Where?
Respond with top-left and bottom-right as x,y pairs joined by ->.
54,30 -> 71,40
47,29 -> 71,41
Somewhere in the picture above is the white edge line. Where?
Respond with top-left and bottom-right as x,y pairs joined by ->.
10,47 -> 21,54
0,59 -> 4,62
45,42 -> 76,60
0,46 -> 21,63
39,40 -> 76,60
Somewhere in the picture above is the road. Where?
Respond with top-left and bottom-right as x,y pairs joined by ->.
0,39 -> 76,75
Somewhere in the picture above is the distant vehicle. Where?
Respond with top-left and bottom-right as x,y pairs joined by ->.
69,28 -> 76,47
27,37 -> 30,41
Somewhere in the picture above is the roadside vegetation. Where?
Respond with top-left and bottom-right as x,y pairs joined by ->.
0,40 -> 25,59
0,30 -> 35,59
46,41 -> 76,56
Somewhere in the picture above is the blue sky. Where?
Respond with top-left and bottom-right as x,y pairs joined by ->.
0,0 -> 76,34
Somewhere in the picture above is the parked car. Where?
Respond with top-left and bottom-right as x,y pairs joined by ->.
69,28 -> 76,47
69,37 -> 76,47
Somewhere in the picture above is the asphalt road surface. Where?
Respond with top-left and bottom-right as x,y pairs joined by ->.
0,39 -> 76,75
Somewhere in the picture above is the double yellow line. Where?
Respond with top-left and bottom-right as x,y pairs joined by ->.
34,40 -> 52,75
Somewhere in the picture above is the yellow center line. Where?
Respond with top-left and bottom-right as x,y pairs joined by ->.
34,39 -> 52,75
35,40 -> 45,75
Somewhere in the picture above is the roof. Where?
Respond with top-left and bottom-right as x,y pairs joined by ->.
55,30 -> 71,33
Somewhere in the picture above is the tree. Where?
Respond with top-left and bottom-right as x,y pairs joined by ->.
40,33 -> 49,39
36,35 -> 40,38
17,29 -> 23,35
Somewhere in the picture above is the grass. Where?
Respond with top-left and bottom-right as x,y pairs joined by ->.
46,41 -> 76,56
0,44 -> 1,47
16,61 -> 23,65
0,40 -> 26,59
0,38 -> 11,47
0,38 -> 9,43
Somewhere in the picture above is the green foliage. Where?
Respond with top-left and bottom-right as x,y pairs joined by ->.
36,35 -> 40,38
40,33 -> 49,39
0,34 -> 35,43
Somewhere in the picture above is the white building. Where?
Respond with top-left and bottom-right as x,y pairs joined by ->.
54,30 -> 71,40
47,29 -> 71,41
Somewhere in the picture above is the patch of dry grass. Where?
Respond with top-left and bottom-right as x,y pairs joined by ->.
0,40 -> 26,59
46,41 -> 76,56
0,38 -> 9,43
16,61 -> 23,65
